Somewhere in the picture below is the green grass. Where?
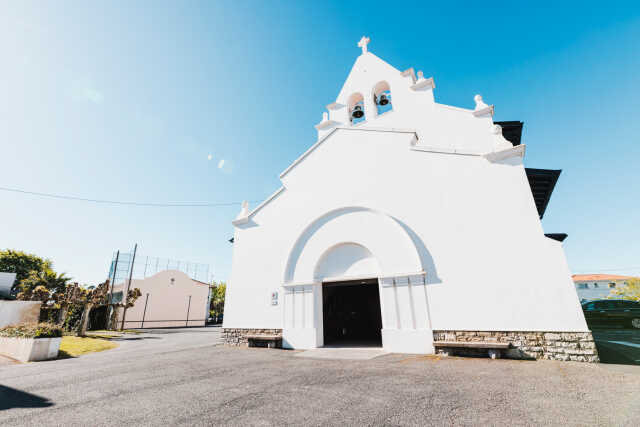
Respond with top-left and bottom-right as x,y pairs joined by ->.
57,336 -> 118,358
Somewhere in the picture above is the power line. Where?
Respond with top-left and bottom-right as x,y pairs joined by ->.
0,185 -> 260,207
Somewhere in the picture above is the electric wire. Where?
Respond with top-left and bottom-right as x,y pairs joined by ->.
0,185 -> 260,207
2,186 -> 639,273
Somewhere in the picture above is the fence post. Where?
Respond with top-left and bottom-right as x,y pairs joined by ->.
143,256 -> 149,278
185,295 -> 191,327
141,293 -> 149,328
206,284 -> 212,324
120,243 -> 138,331
108,250 -> 120,330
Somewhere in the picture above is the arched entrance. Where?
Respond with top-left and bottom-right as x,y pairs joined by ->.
281,207 -> 435,354
315,243 -> 383,346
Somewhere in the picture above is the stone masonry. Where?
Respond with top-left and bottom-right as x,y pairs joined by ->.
222,328 -> 283,346
223,328 -> 599,362
432,330 -> 599,362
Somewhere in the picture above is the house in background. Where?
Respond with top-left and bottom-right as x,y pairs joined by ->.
572,274 -> 634,302
112,270 -> 209,328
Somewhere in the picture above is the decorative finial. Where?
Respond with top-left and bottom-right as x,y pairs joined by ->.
232,200 -> 251,226
315,110 -> 338,132
474,94 -> 489,110
417,71 -> 425,81
357,36 -> 370,54
472,94 -> 494,117
237,201 -> 249,219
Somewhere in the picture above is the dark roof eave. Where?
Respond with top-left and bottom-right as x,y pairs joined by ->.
545,233 -> 568,242
525,168 -> 562,219
494,121 -> 523,146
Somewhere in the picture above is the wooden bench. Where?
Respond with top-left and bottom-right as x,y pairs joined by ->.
247,334 -> 282,349
433,341 -> 510,359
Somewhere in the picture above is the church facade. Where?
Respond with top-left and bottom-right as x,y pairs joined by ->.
222,38 -> 598,362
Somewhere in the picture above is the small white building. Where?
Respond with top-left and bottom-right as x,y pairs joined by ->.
223,37 -> 596,361
113,270 -> 209,328
572,274 -> 634,302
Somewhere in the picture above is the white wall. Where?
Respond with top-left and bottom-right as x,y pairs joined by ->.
0,301 -> 41,327
113,270 -> 209,328
223,49 -> 588,353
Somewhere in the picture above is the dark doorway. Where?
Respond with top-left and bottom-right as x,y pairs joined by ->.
322,278 -> 382,346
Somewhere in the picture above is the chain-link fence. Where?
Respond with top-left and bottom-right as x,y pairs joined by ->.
107,250 -> 212,284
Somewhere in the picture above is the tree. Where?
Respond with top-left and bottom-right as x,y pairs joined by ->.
16,269 -> 70,302
609,277 -> 640,301
76,280 -> 111,337
30,285 -> 51,303
209,281 -> 226,321
0,249 -> 52,293
55,282 -> 86,326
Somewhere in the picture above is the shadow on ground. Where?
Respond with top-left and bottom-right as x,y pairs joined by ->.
56,350 -> 74,359
0,385 -> 54,411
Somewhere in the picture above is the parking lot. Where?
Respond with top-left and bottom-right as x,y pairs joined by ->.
592,328 -> 640,365
1,326 -> 640,426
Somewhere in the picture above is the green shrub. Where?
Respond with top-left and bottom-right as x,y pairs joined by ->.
0,322 -> 63,338
64,304 -> 83,331
39,307 -> 60,323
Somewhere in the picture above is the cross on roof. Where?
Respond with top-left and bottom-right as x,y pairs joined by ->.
358,36 -> 370,54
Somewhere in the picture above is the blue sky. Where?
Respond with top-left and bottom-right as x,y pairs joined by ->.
1,1 -> 639,284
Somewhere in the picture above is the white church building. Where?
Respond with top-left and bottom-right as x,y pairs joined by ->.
222,37 -> 598,362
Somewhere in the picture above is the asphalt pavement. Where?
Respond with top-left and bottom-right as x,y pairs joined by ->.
592,328 -> 640,365
1,326 -> 640,426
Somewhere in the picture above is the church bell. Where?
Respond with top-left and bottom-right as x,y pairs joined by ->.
378,94 -> 389,106
351,105 -> 364,119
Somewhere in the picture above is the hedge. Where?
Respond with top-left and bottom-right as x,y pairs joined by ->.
0,322 -> 63,338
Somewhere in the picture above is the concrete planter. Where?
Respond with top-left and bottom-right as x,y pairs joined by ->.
0,336 -> 62,362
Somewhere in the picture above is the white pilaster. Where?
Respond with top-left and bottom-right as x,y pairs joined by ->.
282,282 -> 323,349
379,272 -> 434,354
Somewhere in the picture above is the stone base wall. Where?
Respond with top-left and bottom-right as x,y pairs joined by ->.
433,330 -> 599,362
222,328 -> 283,346
222,328 -> 599,362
